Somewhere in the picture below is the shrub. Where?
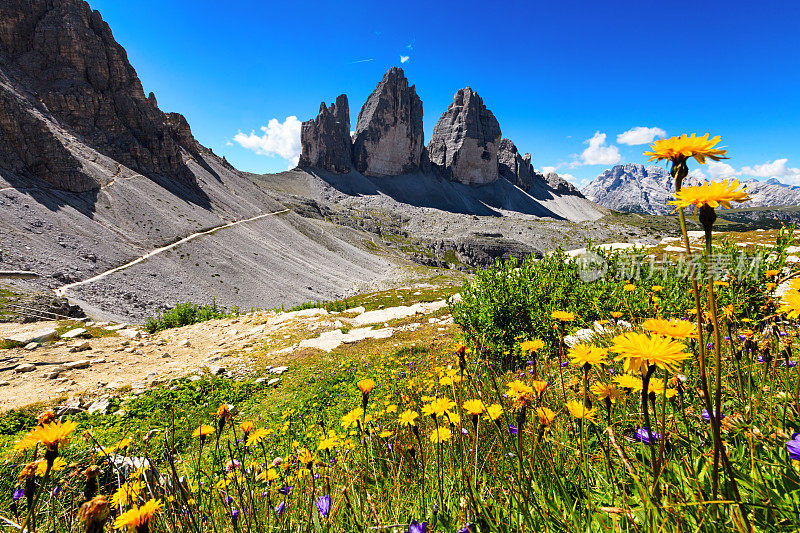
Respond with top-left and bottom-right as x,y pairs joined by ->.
144,299 -> 238,333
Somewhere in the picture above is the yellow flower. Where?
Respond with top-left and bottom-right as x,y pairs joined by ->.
669,179 -> 750,213
642,318 -> 697,339
779,290 -> 800,319
341,408 -> 364,430
610,311 -> 623,319
398,409 -> 419,427
721,304 -> 735,321
532,380 -> 548,395
520,339 -> 545,353
17,462 -> 37,482
112,480 -> 145,507
462,399 -> 486,416
765,269 -> 779,277
614,374 -> 643,391
379,430 -> 393,438
569,344 -> 607,368
37,410 -> 56,426
21,420 -> 77,453
483,404 -> 504,421
115,438 -> 132,450
240,421 -> 254,434
422,397 -> 456,418
215,404 -> 233,420
590,382 -> 624,404
644,133 -> 727,165
565,400 -> 596,422
429,426 -> 452,443
536,407 -> 556,426
297,448 -> 314,465
647,378 -> 678,398
357,379 -> 375,396
651,285 -> 664,292
247,427 -> 269,446
623,283 -> 636,292
114,498 -> 163,531
506,380 -> 534,397
192,425 -> 215,439
317,435 -> 337,451
36,457 -> 66,475
610,332 -> 690,373
551,310 -> 575,322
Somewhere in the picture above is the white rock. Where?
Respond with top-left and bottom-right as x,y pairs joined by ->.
267,378 -> 281,386
118,329 -> 141,339
270,366 -> 289,375
179,339 -> 191,347
6,328 -> 58,345
24,342 -> 38,350
61,328 -> 87,339
64,359 -> 91,370
14,363 -> 36,373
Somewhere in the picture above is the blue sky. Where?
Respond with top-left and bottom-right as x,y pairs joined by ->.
91,0 -> 800,187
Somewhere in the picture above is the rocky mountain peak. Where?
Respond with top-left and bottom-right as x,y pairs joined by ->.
0,0 -> 200,191
351,67 -> 424,177
498,138 -> 534,190
427,87 -> 502,185
298,94 -> 352,173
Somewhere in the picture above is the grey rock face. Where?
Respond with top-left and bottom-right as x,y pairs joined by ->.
536,172 -> 584,197
0,0 -> 200,191
352,68 -> 424,176
497,139 -> 535,190
298,94 -> 352,173
428,88 -> 501,185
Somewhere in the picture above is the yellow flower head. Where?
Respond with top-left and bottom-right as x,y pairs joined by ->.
297,448 -> 314,465
341,408 -> 365,430
22,420 -> 77,453
215,404 -> 233,420
779,290 -> 800,319
536,407 -> 556,426
565,400 -> 596,422
114,498 -> 163,531
17,462 -> 37,482
37,410 -> 56,426
610,311 -> 623,319
240,421 -> 254,435
398,409 -> 419,427
520,339 -> 545,353
246,427 -> 269,447
614,373 -> 643,391
610,332 -> 690,373
623,283 -> 636,292
590,382 -> 624,404
112,480 -> 145,507
429,426 -> 452,444
192,425 -> 215,439
357,379 -> 375,396
765,269 -> 779,277
648,378 -> 678,398
37,457 -> 66,476
483,404 -> 504,422
569,344 -> 607,368
532,380 -> 548,395
651,285 -> 664,292
506,380 -> 534,397
462,399 -> 486,416
422,397 -> 456,418
642,318 -> 697,339
644,133 -> 727,165
669,179 -> 750,213
551,310 -> 575,322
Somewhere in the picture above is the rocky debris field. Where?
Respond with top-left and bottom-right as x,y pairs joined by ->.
0,289 -> 456,412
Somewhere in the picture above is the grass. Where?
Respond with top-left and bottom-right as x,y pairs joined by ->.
144,299 -> 238,334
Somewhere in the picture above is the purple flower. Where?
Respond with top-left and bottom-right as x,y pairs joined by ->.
701,409 -> 725,424
223,495 -> 234,505
278,485 -> 292,495
634,427 -> 660,445
786,433 -> 800,461
12,488 -> 24,501
784,361 -> 797,368
230,509 -> 240,523
408,520 -> 428,533
756,356 -> 766,363
316,494 -> 330,517
50,486 -> 60,498
458,526 -> 475,533
431,504 -> 438,516
460,428 -> 469,435
508,424 -> 518,435
275,501 -> 286,516
561,361 -> 568,367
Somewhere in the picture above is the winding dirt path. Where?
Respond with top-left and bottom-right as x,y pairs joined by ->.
56,209 -> 290,296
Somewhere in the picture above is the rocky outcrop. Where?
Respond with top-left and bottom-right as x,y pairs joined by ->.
428,88 -> 501,185
535,171 -> 583,197
498,138 -> 534,189
0,0 -> 198,191
298,94 -> 352,173
352,68 -> 424,176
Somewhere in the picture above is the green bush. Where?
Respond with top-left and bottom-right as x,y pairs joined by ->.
451,227 -> 794,369
144,298 -> 238,333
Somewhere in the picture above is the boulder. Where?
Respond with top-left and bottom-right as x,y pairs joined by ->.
534,171 -> 583,197
14,363 -> 36,373
427,88 -> 501,185
298,94 -> 352,173
6,327 -> 58,345
61,327 -> 87,339
352,67 -> 424,176
497,138 -> 534,190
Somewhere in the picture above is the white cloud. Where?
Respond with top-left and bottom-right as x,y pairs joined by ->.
616,126 -> 666,145
741,158 -> 800,185
400,55 -> 410,63
580,132 -> 621,166
541,166 -> 557,174
705,160 -> 739,179
688,168 -> 705,179
233,116 -> 302,170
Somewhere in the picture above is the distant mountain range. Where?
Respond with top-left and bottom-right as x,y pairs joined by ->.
581,163 -> 800,215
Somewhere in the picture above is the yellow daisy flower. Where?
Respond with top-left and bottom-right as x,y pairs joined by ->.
669,179 -> 750,213
644,133 -> 727,165
565,400 -> 596,423
642,318 -> 697,339
114,498 -> 162,531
